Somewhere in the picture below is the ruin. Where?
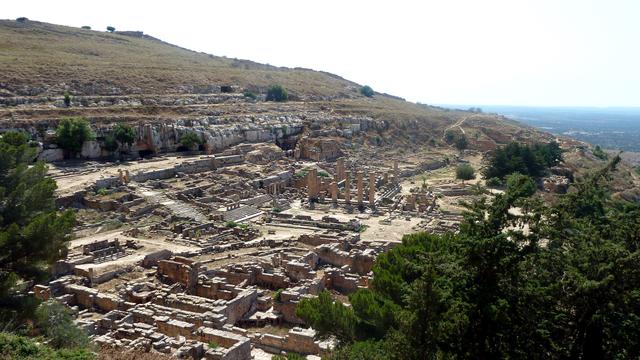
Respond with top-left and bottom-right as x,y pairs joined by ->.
13,100 -> 478,359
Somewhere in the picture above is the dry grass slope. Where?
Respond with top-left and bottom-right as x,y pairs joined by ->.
0,19 -> 548,147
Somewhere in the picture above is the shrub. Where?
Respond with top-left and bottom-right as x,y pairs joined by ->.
1,131 -> 29,147
454,135 -> 468,150
16,17 -> 28,22
0,332 -> 93,359
455,164 -> 475,182
113,124 -> 136,146
103,134 -> 118,152
485,177 -> 502,187
55,117 -> 95,155
360,85 -> 374,97
106,26 -> 115,33
505,172 -> 536,199
208,342 -> 219,349
296,290 -> 357,343
266,85 -> 288,102
225,221 -> 238,228
179,132 -> 202,150
593,145 -> 608,160
81,26 -> 91,30
444,130 -> 457,143
273,288 -> 284,302
35,301 -> 91,349
317,170 -> 330,178
243,91 -> 257,100
63,92 -> 71,107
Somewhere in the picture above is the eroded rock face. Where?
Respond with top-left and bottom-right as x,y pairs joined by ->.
81,140 -> 102,159
38,148 -> 64,162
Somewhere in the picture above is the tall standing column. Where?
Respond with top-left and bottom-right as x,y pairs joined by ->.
336,158 -> 345,181
369,173 -> 376,207
307,169 -> 318,200
393,161 -> 399,184
357,172 -> 364,205
344,171 -> 351,205
331,182 -> 338,205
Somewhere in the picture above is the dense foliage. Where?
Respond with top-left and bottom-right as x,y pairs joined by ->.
112,124 -> 136,146
179,131 -> 202,150
297,156 -> 640,359
483,141 -> 562,180
35,301 -> 91,349
55,117 -> 95,155
455,164 -> 475,181
593,145 -> 608,160
266,85 -> 288,102
0,132 -> 86,355
360,85 -> 374,97
0,332 -> 93,360
0,132 -> 75,304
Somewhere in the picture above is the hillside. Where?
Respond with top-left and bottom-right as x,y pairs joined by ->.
0,19 -> 552,145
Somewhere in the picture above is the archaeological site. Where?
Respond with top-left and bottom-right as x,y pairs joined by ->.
3,18 -> 639,360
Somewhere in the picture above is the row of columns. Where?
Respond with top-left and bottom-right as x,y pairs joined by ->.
307,159 -> 400,208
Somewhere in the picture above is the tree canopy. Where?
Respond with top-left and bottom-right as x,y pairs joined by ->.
483,141 -> 562,180
112,124 -> 136,146
297,155 -> 640,359
179,131 -> 202,150
360,85 -> 374,97
55,117 -> 95,156
266,85 -> 288,102
0,131 -> 75,321
455,164 -> 475,182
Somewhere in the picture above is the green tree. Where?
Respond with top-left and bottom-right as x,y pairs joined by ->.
179,131 -> 202,150
0,332 -> 93,359
296,290 -> 357,344
63,92 -> 71,107
0,132 -> 75,320
106,26 -> 115,33
505,172 -> 536,199
483,141 -> 561,180
243,90 -> 257,100
35,301 -> 90,349
297,156 -> 640,359
81,26 -> 91,30
112,124 -> 136,146
455,164 -> 475,182
454,135 -> 468,150
266,85 -> 288,102
360,85 -> 374,97
55,118 -> 95,156
593,145 -> 608,160
103,134 -> 118,153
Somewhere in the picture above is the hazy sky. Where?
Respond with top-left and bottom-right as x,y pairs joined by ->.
5,0 -> 640,107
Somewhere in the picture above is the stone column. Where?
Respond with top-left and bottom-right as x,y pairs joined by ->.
344,171 -> 351,204
369,173 -> 376,207
383,172 -> 389,184
336,158 -> 345,181
394,160 -> 399,183
357,172 -> 364,205
407,194 -> 416,210
331,182 -> 338,205
307,169 -> 318,200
